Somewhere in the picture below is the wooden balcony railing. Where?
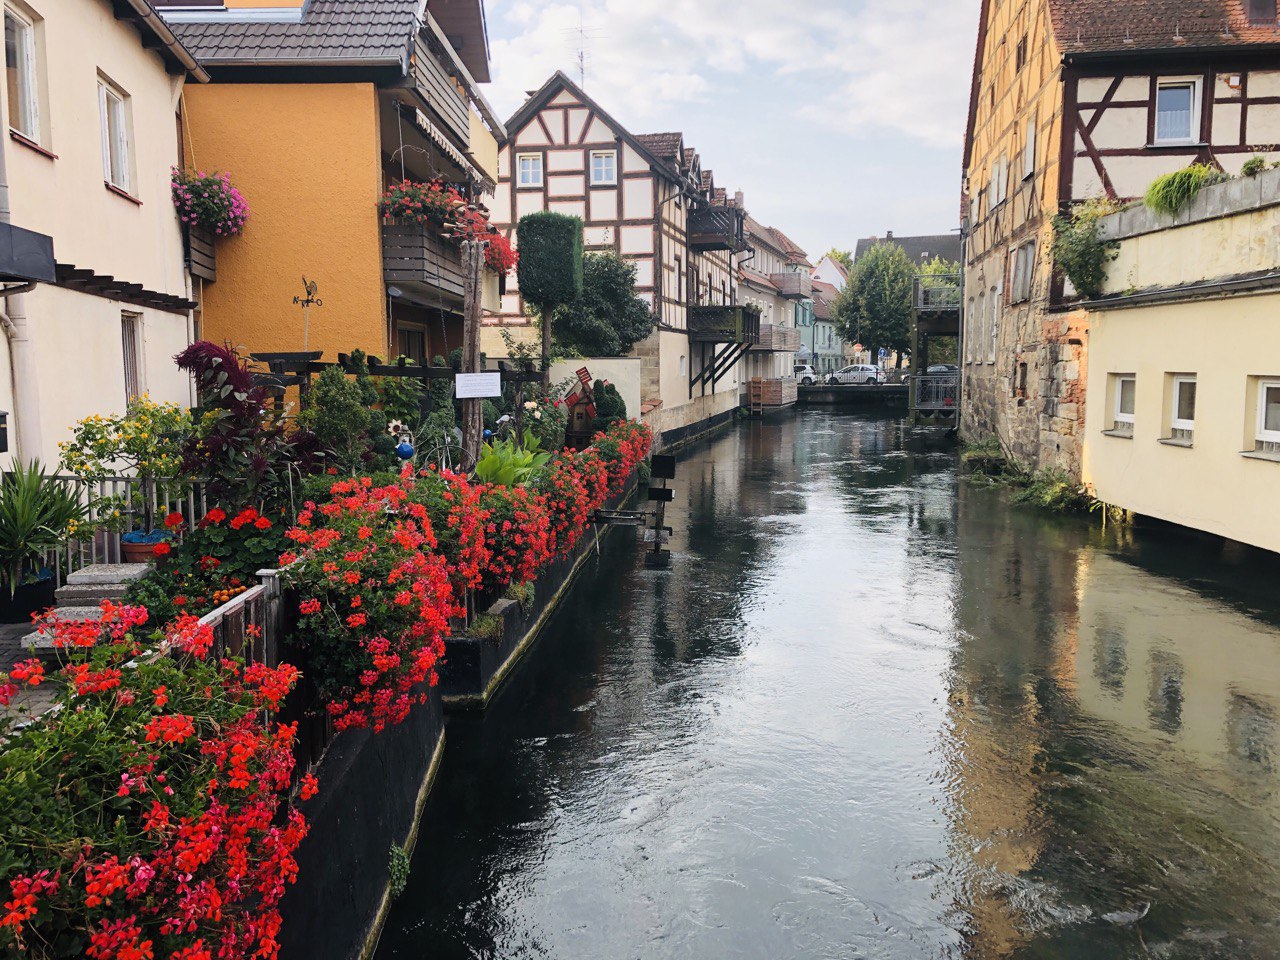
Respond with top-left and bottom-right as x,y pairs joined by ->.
915,274 -> 962,312
412,34 -> 471,148
770,272 -> 812,300
383,223 -> 466,301
688,205 -> 746,252
688,304 -> 761,343
751,322 -> 802,353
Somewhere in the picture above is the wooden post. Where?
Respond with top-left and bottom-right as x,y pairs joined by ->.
540,306 -> 552,391
461,240 -> 485,467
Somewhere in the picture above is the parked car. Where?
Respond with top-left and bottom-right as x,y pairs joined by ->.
828,364 -> 884,385
926,364 -> 959,375
793,364 -> 820,385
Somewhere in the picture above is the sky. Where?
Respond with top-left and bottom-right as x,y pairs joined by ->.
482,0 -> 980,260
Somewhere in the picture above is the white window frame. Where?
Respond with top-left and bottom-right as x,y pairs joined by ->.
1257,379 -> 1280,443
98,77 -> 131,192
589,149 -> 617,185
121,312 -> 142,401
4,5 -> 39,141
1171,374 -> 1197,432
1022,116 -> 1036,181
987,285 -> 999,363
1154,77 -> 1202,146
1113,374 -> 1136,428
515,152 -> 543,188
1009,241 -> 1035,304
974,291 -> 986,365
965,297 -> 975,362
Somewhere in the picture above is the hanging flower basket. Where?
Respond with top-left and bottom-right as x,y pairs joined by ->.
171,167 -> 249,237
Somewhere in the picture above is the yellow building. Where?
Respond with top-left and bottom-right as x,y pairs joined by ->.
0,0 -> 205,464
156,0 -> 505,366
1082,168 -> 1280,555
963,0 -> 1280,477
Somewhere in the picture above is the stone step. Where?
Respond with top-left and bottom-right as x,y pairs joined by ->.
23,605 -> 106,654
65,563 -> 151,587
56,583 -> 133,604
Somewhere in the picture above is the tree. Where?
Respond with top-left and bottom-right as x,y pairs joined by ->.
516,212 -> 584,384
832,242 -> 915,368
823,248 -> 854,272
553,252 -> 654,357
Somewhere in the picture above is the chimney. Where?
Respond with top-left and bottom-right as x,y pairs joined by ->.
734,190 -> 744,208
886,230 -> 894,240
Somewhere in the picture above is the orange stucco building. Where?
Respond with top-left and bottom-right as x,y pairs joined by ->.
157,0 -> 504,365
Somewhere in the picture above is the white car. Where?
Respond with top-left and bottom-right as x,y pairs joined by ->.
793,364 -> 820,385
829,364 -> 884,385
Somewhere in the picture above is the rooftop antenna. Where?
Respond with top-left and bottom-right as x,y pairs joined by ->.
564,7 -> 605,88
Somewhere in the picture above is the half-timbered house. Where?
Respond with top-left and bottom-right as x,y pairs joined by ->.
963,0 -> 1280,476
492,72 -> 752,445
738,216 -> 806,407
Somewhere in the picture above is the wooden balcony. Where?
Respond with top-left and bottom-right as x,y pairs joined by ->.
688,205 -> 746,252
412,35 -> 470,149
770,272 -> 812,300
747,377 -> 798,412
688,304 -> 760,344
751,322 -> 802,353
383,223 -> 466,302
913,274 -> 961,336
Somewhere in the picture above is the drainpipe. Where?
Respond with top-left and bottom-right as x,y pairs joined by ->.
0,127 -> 41,464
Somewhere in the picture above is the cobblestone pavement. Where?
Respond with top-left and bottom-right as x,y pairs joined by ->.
0,621 -> 59,719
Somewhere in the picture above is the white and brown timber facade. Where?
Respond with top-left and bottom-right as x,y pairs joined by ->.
962,0 -> 1280,477
492,72 -> 752,445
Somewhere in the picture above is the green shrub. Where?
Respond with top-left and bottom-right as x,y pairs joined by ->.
1242,155 -> 1268,178
1143,163 -> 1222,216
470,612 -> 505,642
591,379 -> 627,433
1052,198 -> 1120,299
1011,469 -> 1095,514
388,843 -> 412,899
516,212 -> 584,310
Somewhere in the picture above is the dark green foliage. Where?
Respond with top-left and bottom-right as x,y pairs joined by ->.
1052,200 -> 1118,299
0,462 -> 86,595
297,367 -> 393,474
1143,163 -> 1222,216
591,379 -> 627,433
1242,155 -> 1267,177
554,252 -> 655,356
516,212 -> 584,309
833,243 -> 915,365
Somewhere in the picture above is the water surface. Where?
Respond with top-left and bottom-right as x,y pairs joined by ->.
376,410 -> 1280,959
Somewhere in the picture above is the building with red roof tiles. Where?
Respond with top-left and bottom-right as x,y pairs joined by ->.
963,0 -> 1280,479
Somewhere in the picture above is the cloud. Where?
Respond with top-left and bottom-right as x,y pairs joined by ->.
485,0 -> 977,148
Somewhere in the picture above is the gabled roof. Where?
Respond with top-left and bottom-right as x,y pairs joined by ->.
769,227 -> 811,268
854,233 -> 961,265
117,0 -> 208,81
1049,0 -> 1280,57
507,74 -> 682,183
815,254 -> 849,282
164,0 -> 419,67
811,280 -> 839,320
632,132 -> 684,170
743,215 -> 787,256
739,266 -> 779,293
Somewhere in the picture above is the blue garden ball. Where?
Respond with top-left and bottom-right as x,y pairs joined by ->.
395,441 -> 415,460
483,429 -> 493,439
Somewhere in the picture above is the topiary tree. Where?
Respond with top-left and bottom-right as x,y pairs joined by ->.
516,212 -> 584,384
590,379 -> 627,434
554,252 -> 654,356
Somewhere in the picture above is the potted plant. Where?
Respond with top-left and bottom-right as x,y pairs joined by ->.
59,397 -> 194,563
0,461 -> 87,622
171,167 -> 249,238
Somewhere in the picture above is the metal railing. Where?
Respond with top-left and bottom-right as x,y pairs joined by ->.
915,274 -> 962,311
914,374 -> 960,412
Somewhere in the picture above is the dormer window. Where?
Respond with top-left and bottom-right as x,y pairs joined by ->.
1248,0 -> 1277,22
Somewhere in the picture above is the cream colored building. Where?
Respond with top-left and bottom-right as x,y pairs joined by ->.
963,0 -> 1280,478
1082,167 -> 1280,555
737,216 -> 804,404
0,0 -> 204,465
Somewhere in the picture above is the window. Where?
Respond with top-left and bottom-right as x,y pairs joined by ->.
974,291 -> 986,365
1015,35 -> 1027,71
989,155 -> 1008,206
4,6 -> 38,140
1170,375 -> 1197,438
1112,374 -> 1135,435
1009,241 -> 1035,303
674,256 -> 682,303
965,298 -> 975,362
1022,116 -> 1036,180
516,153 -> 543,188
121,313 -> 141,401
1248,0 -> 1277,22
98,78 -> 131,191
397,327 -> 427,363
589,150 -> 616,185
1257,380 -> 1280,444
987,286 -> 999,362
1155,79 -> 1200,144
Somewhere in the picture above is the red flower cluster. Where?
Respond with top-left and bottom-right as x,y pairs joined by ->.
284,477 -> 455,733
378,177 -> 517,273
0,603 -> 307,960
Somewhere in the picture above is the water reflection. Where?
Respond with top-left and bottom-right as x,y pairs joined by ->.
375,411 -> 1280,960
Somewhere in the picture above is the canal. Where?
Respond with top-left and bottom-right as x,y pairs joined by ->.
375,409 -> 1280,959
